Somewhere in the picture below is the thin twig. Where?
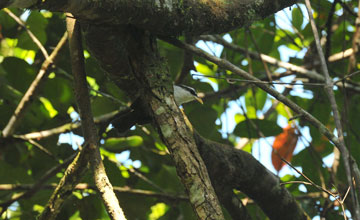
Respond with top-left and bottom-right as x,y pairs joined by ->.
2,32 -> 68,137
26,138 -> 56,159
3,8 -> 49,59
324,0 -> 337,60
192,74 -> 325,86
281,158 -> 348,220
304,1 -> 360,218
328,48 -> 355,62
116,160 -> 166,193
247,29 -> 272,82
56,67 -> 128,105
0,183 -> 189,203
200,35 -> 360,93
13,110 -> 124,140
162,37 -> 343,168
195,71 -> 360,88
333,70 -> 360,84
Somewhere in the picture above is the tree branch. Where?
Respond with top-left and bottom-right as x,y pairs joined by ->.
65,15 -> 126,220
163,37 -> 342,147
4,0 -> 297,36
0,183 -> 189,203
165,35 -> 360,219
120,27 -> 224,220
3,8 -> 49,59
200,35 -> 360,93
38,149 -> 93,220
304,1 -> 360,218
2,31 -> 68,137
12,109 -> 126,140
193,131 -> 309,219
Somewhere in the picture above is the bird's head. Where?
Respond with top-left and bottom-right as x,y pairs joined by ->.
173,84 -> 203,106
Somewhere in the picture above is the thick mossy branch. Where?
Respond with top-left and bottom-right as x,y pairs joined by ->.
194,132 -> 309,220
120,27 -> 225,220
38,151 -> 89,220
80,21 -> 308,219
6,0 -> 297,35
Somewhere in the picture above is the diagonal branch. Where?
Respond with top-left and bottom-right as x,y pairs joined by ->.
2,31 -> 68,137
65,15 -> 126,220
304,1 -> 360,219
193,130 -> 308,219
3,8 -> 49,59
200,35 -> 360,93
38,147 -> 92,220
163,37 -> 342,147
166,34 -> 360,219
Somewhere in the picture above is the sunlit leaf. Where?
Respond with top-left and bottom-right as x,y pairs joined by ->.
39,96 -> 58,118
148,203 -> 169,220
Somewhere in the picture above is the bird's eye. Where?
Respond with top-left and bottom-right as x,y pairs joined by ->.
189,89 -> 197,96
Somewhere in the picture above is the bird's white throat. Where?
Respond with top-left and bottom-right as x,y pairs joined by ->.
173,85 -> 197,105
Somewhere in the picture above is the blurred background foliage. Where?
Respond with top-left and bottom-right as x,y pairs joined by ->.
1,0 -> 360,219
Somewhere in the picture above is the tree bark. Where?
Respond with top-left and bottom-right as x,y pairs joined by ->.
1,0 -> 306,219
194,131 -> 309,220
115,26 -> 225,219
4,0 -> 297,35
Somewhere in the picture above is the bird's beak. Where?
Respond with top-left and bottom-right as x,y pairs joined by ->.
195,97 -> 203,104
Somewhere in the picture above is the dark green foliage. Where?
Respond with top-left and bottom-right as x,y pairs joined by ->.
1,1 -> 360,219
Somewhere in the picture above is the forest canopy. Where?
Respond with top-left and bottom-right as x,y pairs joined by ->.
0,0 -> 360,220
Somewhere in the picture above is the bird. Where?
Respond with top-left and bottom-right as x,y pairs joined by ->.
173,84 -> 203,105
111,84 -> 202,133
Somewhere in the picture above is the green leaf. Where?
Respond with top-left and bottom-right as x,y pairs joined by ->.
158,40 -> 184,78
0,160 -> 33,184
79,195 -> 107,220
195,62 -> 218,83
275,102 -> 289,119
250,17 -> 276,54
186,104 -> 220,139
233,119 -> 282,138
292,7 -> 303,30
43,76 -> 74,113
245,88 -> 267,118
234,113 -> 245,123
256,89 -> 268,110
148,203 -> 169,220
2,57 -> 36,92
91,96 -> 120,117
39,97 -> 58,118
103,136 -> 143,153
0,9 -> 18,38
17,11 -> 48,51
